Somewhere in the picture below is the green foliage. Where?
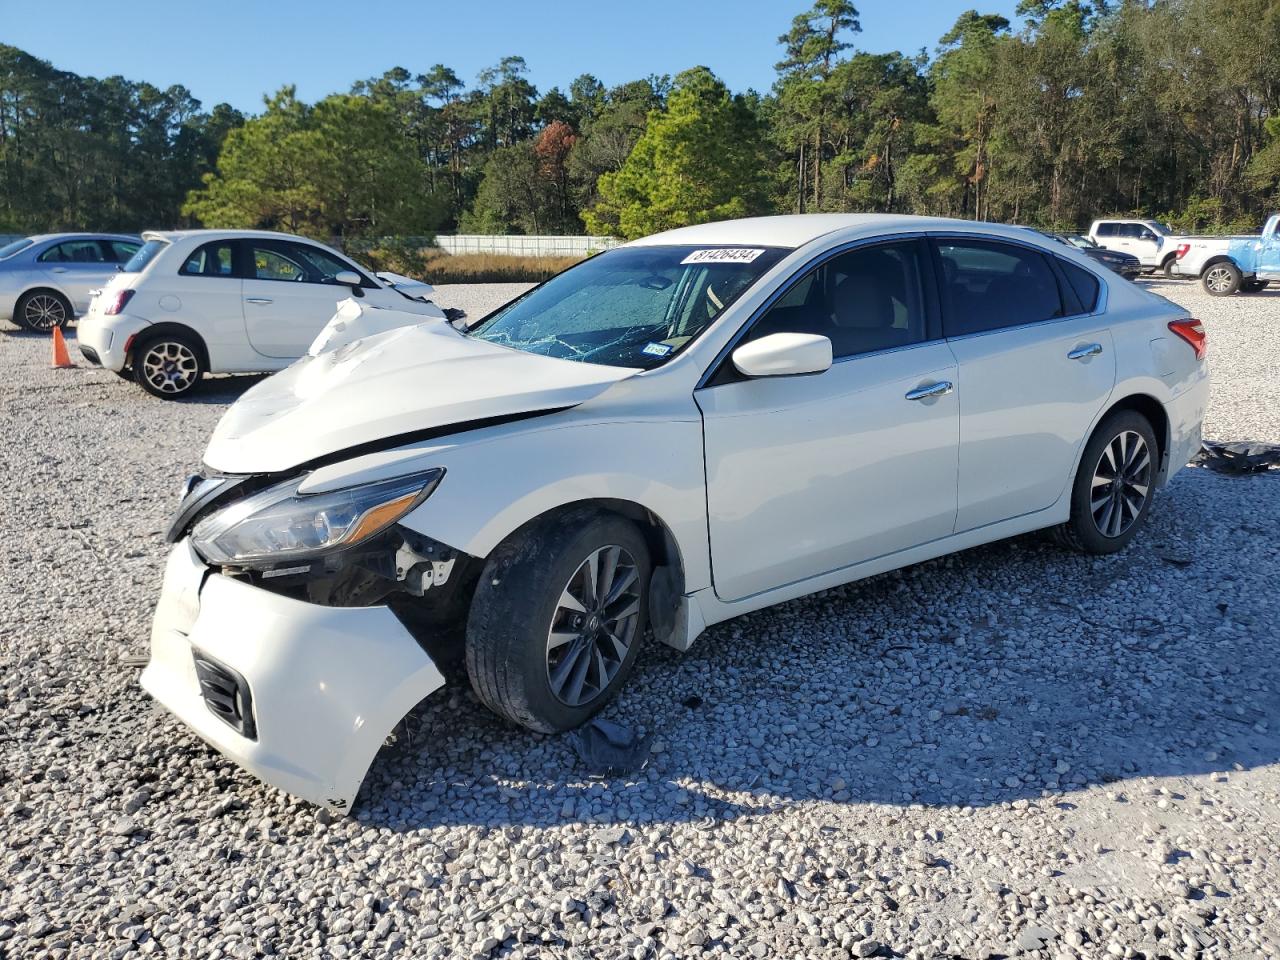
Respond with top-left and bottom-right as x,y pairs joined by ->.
584,68 -> 770,239
183,89 -> 441,240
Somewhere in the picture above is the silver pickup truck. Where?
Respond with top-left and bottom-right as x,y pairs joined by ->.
1172,213 -> 1280,296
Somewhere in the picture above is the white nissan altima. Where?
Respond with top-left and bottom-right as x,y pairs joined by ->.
76,229 -> 447,398
144,214 -> 1208,810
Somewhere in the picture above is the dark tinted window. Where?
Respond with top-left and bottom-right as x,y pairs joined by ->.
181,241 -> 237,277
1059,258 -> 1101,312
936,239 -> 1065,337
747,241 -> 929,359
1095,223 -> 1118,238
39,239 -> 106,263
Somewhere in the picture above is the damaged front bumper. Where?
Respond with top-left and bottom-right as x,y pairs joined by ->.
142,539 -> 447,811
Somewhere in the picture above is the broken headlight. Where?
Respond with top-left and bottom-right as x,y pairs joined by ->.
190,469 -> 444,566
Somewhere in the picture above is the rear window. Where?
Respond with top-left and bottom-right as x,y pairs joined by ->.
123,239 -> 170,273
0,238 -> 33,260
1059,259 -> 1101,312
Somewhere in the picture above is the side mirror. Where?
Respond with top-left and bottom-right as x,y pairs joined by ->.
334,270 -> 363,286
731,333 -> 832,378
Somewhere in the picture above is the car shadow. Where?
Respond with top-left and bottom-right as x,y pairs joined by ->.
352,467 -> 1280,831
187,374 -> 268,403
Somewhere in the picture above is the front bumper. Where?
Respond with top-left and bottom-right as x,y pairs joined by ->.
141,540 -> 447,811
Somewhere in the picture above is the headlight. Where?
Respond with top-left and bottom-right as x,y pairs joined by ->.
191,469 -> 443,565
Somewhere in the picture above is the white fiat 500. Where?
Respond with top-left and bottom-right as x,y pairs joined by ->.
145,215 -> 1208,810
76,229 -> 446,398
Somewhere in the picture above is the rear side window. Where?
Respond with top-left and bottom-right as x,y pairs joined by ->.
1095,223 -> 1118,238
124,239 -> 169,273
0,238 -> 33,260
39,239 -> 106,263
107,240 -> 140,263
1058,259 -> 1101,312
935,239 -> 1065,337
181,242 -> 237,277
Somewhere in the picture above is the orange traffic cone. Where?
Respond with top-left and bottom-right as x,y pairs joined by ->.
51,327 -> 73,369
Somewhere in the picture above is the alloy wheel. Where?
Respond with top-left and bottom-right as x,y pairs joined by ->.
1090,430 -> 1151,538
1204,267 -> 1234,294
24,294 -> 67,330
140,341 -> 199,394
545,544 -> 642,707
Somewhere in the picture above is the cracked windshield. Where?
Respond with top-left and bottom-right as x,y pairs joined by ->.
467,245 -> 787,368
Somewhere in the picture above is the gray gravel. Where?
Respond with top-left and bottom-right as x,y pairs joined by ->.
2,279 -> 1278,959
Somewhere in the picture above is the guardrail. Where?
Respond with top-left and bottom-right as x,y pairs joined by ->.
434,234 -> 620,257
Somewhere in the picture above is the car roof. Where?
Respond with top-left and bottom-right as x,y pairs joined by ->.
21,232 -> 141,244
141,228 -> 327,245
625,214 -> 1060,250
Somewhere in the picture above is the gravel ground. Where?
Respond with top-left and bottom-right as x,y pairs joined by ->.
2,279 -> 1278,960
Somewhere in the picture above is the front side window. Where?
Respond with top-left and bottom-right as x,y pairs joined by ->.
468,245 -> 787,369
39,239 -> 106,263
251,244 -> 306,282
181,242 -> 236,277
284,242 -> 366,285
936,239 -> 1065,337
745,241 -> 929,359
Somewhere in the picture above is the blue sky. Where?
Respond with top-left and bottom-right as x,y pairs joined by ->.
6,1 -> 1023,113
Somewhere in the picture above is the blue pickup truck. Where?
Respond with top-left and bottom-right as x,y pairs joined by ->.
1172,213 -> 1280,295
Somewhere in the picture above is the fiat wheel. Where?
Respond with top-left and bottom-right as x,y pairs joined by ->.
133,332 -> 205,399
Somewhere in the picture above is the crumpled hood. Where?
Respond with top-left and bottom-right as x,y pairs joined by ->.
204,320 -> 637,474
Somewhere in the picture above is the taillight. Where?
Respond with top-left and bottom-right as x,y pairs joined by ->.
1175,243 -> 1191,260
1168,318 -> 1206,360
103,288 -> 135,316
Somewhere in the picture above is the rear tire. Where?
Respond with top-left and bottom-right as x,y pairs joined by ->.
465,509 -> 651,733
1202,262 -> 1241,296
1053,410 -> 1158,555
132,332 -> 205,399
14,290 -> 72,331
1160,257 -> 1179,280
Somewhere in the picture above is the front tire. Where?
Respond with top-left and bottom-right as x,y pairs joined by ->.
465,509 -> 651,733
1054,410 -> 1158,555
1202,262 -> 1241,296
15,290 -> 72,331
1160,257 -> 1179,280
1240,280 -> 1269,293
133,332 -> 205,399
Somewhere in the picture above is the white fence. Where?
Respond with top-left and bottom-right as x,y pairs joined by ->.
434,234 -> 620,257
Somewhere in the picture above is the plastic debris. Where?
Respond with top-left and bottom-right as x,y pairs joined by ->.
571,718 -> 653,777
1194,440 -> 1280,475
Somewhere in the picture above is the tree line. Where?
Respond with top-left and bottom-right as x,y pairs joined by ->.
3,0 -> 1279,243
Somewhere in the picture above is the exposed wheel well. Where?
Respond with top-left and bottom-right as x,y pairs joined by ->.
1198,256 -> 1237,276
17,287 -> 72,308
1100,393 -> 1169,477
127,323 -> 210,370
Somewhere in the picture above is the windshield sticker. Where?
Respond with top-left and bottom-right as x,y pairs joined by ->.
680,248 -> 766,265
642,342 -> 674,358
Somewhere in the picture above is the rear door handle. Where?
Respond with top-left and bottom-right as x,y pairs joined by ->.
905,380 -> 954,401
245,297 -> 273,305
1068,343 -> 1103,360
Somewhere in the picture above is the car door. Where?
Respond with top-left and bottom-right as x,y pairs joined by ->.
934,237 -> 1116,533
1128,224 -> 1162,267
696,239 -> 960,602
37,239 -> 119,313
241,240 -> 360,358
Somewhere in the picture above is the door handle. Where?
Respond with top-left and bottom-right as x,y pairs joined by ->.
905,380 -> 954,401
51,267 -> 68,273
245,297 -> 273,305
1067,343 -> 1103,360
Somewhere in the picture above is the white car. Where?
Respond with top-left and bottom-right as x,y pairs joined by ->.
144,214 -> 1208,810
1087,218 -> 1189,278
0,233 -> 141,330
76,229 -> 447,398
